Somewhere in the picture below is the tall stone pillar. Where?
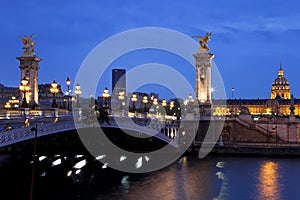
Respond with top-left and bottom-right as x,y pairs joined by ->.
17,34 -> 41,108
192,33 -> 214,116
193,33 -> 214,104
194,52 -> 214,103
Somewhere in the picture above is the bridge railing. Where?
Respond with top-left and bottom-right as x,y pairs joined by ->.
0,115 -> 184,148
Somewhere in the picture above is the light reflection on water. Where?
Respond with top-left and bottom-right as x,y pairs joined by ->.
92,157 -> 295,200
256,161 -> 282,200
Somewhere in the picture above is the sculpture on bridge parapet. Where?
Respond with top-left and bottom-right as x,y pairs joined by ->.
192,32 -> 212,52
20,34 -> 36,55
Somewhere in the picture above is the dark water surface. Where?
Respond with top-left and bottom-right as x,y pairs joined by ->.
1,153 -> 300,200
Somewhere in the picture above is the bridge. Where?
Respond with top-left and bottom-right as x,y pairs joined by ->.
0,114 -> 181,149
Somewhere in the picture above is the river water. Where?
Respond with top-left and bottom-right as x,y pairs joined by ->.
1,153 -> 300,199
93,156 -> 300,200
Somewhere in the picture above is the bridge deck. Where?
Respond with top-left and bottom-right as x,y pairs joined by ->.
0,117 -> 179,148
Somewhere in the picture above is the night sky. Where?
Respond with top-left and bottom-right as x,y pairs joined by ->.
1,0 -> 300,99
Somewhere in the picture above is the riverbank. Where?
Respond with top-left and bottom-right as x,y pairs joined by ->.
212,145 -> 300,157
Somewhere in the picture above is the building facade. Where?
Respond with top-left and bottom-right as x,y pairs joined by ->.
213,65 -> 299,116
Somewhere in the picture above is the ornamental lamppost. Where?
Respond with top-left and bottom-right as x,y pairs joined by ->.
118,91 -> 125,108
131,93 -> 137,112
186,94 -> 194,114
118,91 -> 125,117
231,87 -> 235,117
162,99 -> 167,118
50,80 -> 59,108
103,87 -> 110,107
66,77 -> 71,110
152,98 -> 158,117
74,83 -> 82,108
4,102 -> 11,110
188,94 -> 194,103
19,77 -> 30,108
142,95 -> 148,114
153,98 -> 158,106
9,96 -> 19,109
162,99 -> 167,107
170,101 -> 174,116
153,98 -> 158,114
170,101 -> 174,110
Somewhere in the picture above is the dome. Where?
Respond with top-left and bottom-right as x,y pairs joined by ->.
270,65 -> 291,100
272,76 -> 289,86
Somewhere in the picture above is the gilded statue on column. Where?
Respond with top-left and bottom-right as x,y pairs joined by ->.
20,34 -> 36,55
192,32 -> 212,51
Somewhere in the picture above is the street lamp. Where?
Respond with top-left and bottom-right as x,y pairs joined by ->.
74,83 -> 81,108
118,91 -> 125,116
50,80 -> 59,108
19,77 -> 30,108
131,93 -> 137,112
170,101 -> 174,110
103,87 -> 110,106
231,87 -> 235,117
153,98 -> 158,106
169,101 -> 175,116
162,99 -> 167,118
66,77 -> 71,110
153,98 -> 158,116
188,94 -> 194,103
9,96 -> 19,108
142,95 -> 148,113
4,102 -> 11,110
162,99 -> 167,107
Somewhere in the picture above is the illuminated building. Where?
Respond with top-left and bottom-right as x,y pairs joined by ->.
213,65 -> 299,116
271,65 -> 291,99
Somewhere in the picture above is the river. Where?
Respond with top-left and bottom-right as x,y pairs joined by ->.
1,153 -> 300,199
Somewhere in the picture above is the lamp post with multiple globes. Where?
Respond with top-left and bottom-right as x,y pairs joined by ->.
142,95 -> 148,114
153,98 -> 158,115
162,99 -> 167,107
103,87 -> 110,108
19,77 -> 30,108
170,101 -> 174,116
131,93 -> 137,112
231,87 -> 235,117
4,102 -> 11,110
9,96 -> 19,109
118,91 -> 125,117
74,83 -> 82,108
66,77 -> 71,110
50,80 -> 59,108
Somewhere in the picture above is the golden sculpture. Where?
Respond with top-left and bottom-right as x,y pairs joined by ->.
20,34 -> 36,55
192,32 -> 212,51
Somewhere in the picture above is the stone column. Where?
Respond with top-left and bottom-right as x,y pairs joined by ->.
193,51 -> 214,104
17,55 -> 41,108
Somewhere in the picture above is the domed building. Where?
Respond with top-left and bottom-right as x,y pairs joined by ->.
213,64 -> 300,116
271,65 -> 291,100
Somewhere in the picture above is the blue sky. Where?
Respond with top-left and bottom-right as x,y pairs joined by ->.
1,0 -> 300,99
